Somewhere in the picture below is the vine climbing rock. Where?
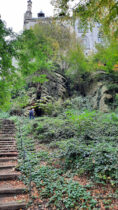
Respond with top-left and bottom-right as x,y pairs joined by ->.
0,119 -> 28,210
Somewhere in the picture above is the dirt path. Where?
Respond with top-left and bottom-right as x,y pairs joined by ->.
0,119 -> 29,210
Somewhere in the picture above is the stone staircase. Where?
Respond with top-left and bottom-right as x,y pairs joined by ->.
0,119 -> 28,210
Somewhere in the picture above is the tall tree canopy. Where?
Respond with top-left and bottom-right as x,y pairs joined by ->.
51,0 -> 118,37
32,20 -> 73,68
90,39 -> 118,72
33,21 -> 71,51
0,20 -> 18,109
18,29 -> 54,79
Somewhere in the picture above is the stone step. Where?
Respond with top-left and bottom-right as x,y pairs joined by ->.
0,149 -> 17,152
0,201 -> 27,210
0,134 -> 15,136
0,128 -> 16,132
0,144 -> 16,147
0,120 -> 14,123
0,149 -> 17,153
0,146 -> 16,149
0,144 -> 16,146
0,126 -> 15,128
0,158 -> 17,162
0,136 -> 15,139
0,165 -> 16,170
0,124 -> 14,126
0,136 -> 16,140
0,134 -> 15,137
0,121 -> 14,122
0,124 -> 14,127
0,188 -> 27,195
0,173 -> 19,181
0,124 -> 15,128
0,126 -> 16,130
0,140 -> 16,145
0,146 -> 17,149
0,153 -> 18,157
0,129 -> 15,131
0,139 -> 15,141
0,133 -> 15,135
0,131 -> 15,133
0,139 -> 16,142
0,127 -> 15,129
0,141 -> 16,144
0,142 -> 16,145
0,130 -> 15,132
0,160 -> 17,166
0,150 -> 17,153
0,128 -> 16,133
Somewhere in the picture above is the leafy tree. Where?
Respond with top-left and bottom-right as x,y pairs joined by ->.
51,0 -> 118,37
65,41 -> 88,79
19,29 -> 52,73
33,21 -> 71,52
0,20 -> 18,110
0,21 -> 52,110
17,29 -> 54,86
34,21 -> 89,76
9,22 -> 76,110
32,21 -> 74,69
33,21 -> 89,79
89,40 -> 118,72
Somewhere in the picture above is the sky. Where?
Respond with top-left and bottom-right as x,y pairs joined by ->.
0,0 -> 54,33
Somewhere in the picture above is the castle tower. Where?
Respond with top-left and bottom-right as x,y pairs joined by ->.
24,0 -> 32,22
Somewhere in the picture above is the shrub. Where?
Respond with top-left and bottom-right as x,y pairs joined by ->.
60,140 -> 118,184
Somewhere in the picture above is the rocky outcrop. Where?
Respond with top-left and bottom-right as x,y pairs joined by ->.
84,72 -> 114,112
41,72 -> 67,99
86,82 -> 112,112
23,72 -> 68,116
99,85 -> 112,112
11,70 -> 118,115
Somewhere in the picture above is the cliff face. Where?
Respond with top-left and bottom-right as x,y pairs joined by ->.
41,72 -> 68,100
86,82 -> 112,112
11,70 -> 118,116
83,72 -> 114,112
78,71 -> 118,112
23,72 -> 68,116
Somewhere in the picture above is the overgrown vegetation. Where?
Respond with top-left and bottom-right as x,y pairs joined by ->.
0,2 -> 118,208
5,97 -> 117,209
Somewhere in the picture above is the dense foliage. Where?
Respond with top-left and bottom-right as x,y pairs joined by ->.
0,20 -> 19,109
51,0 -> 118,37
33,21 -> 81,70
0,20 -> 75,110
18,29 -> 53,83
91,40 -> 118,72
0,2 -> 118,208
5,95 -> 117,209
